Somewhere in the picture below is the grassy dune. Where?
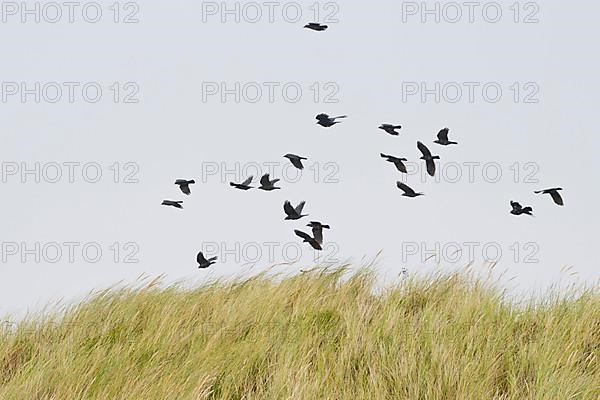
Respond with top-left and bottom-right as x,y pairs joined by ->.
1,267 -> 598,399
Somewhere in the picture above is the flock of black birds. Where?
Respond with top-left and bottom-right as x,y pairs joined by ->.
161,22 -> 565,269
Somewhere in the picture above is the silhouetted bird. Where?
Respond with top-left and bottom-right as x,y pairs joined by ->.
316,113 -> 346,127
381,153 -> 408,173
161,200 -> 183,209
294,230 -> 322,250
534,188 -> 564,206
304,22 -> 328,31
379,124 -> 402,136
434,128 -> 458,146
417,141 -> 440,177
396,181 -> 424,198
284,200 -> 308,220
284,154 -> 308,170
258,174 -> 281,191
230,176 -> 254,190
510,201 -> 534,216
197,252 -> 217,269
175,179 -> 195,195
307,221 -> 330,245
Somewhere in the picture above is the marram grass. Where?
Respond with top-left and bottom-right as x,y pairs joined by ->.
1,267 -> 598,399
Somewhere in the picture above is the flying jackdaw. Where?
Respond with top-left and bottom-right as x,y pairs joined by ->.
534,188 -> 564,206
197,252 -> 218,269
316,113 -> 347,127
396,182 -> 424,198
307,221 -> 330,244
304,22 -> 328,31
284,154 -> 308,170
284,200 -> 308,220
230,176 -> 254,190
161,200 -> 183,209
417,141 -> 440,177
175,179 -> 195,195
434,128 -> 458,146
510,201 -> 534,216
258,174 -> 281,191
379,124 -> 402,136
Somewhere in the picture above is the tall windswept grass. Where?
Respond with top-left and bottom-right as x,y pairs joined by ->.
1,267 -> 598,399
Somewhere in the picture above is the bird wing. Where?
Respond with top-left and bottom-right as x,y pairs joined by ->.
437,128 -> 449,142
550,191 -> 564,206
309,239 -> 323,250
295,201 -> 306,215
396,181 -> 415,195
241,176 -> 253,186
417,141 -> 432,158
394,159 -> 407,173
291,158 -> 304,169
426,160 -> 436,177
180,184 -> 191,195
312,226 -> 324,244
284,201 -> 296,216
511,201 -> 522,211
197,252 -> 208,264
295,230 -> 313,241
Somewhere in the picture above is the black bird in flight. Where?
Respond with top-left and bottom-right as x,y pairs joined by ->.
175,179 -> 195,195
284,154 -> 308,170
417,141 -> 440,177
197,252 -> 218,269
304,22 -> 328,31
381,153 -> 408,173
294,230 -> 322,250
396,181 -> 424,198
316,113 -> 347,127
307,221 -> 330,245
379,124 -> 402,136
161,200 -> 183,209
434,128 -> 458,146
284,200 -> 308,220
510,201 -> 534,216
230,176 -> 254,190
258,174 -> 281,191
534,188 -> 564,206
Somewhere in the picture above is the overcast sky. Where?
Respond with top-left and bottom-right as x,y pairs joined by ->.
1,0 -> 598,319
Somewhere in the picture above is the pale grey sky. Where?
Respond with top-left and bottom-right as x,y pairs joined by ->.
1,0 -> 599,318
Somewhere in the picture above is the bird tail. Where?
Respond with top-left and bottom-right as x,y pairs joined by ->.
393,125 -> 402,129
334,115 -> 347,119
523,207 -> 534,215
